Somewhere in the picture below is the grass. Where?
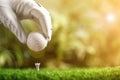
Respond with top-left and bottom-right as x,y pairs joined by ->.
0,67 -> 120,80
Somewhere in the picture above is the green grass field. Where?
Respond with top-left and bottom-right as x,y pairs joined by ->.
0,67 -> 120,80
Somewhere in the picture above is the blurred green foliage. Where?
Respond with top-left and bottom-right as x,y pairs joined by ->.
0,0 -> 120,68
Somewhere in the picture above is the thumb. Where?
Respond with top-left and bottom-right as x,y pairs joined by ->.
30,6 -> 52,41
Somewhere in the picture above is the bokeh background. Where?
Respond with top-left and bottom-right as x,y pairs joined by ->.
0,0 -> 120,68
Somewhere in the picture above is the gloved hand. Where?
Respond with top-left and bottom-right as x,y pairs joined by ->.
0,0 -> 52,44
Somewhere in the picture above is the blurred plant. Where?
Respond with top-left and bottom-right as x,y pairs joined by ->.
0,49 -> 13,67
0,0 -> 120,68
0,24 -> 27,68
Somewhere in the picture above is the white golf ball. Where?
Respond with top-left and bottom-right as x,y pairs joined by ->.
27,32 -> 48,52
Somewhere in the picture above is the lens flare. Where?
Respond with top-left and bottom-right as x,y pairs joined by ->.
106,13 -> 116,23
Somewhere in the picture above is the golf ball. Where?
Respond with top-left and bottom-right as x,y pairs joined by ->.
27,32 -> 48,52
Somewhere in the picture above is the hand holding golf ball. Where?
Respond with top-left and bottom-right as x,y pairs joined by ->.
27,32 -> 48,52
0,0 -> 52,52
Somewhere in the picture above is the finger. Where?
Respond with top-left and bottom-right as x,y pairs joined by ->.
30,6 -> 52,41
0,7 -> 27,43
11,0 -> 52,41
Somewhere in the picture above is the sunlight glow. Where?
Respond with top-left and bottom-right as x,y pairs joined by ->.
106,13 -> 116,23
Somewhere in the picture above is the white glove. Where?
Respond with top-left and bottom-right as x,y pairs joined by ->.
0,0 -> 52,43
